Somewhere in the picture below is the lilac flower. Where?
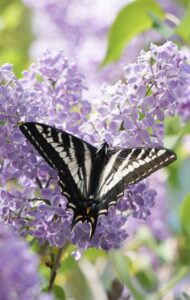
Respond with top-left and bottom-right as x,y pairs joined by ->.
0,50 -> 128,250
22,0 -> 127,92
22,0 -> 183,95
80,41 -> 190,241
0,221 -> 54,300
0,42 -> 189,251
146,170 -> 171,240
83,41 -> 190,148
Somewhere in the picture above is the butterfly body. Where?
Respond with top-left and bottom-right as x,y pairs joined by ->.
20,122 -> 177,238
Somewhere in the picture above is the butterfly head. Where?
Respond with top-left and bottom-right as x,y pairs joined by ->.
96,141 -> 109,160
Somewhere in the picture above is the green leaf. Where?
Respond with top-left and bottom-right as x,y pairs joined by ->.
0,0 -> 14,11
182,291 -> 190,300
102,0 -> 164,66
79,259 -> 108,300
149,12 -> 174,38
2,2 -> 23,29
165,116 -> 182,136
136,269 -> 158,292
58,255 -> 92,300
52,285 -> 66,300
180,193 -> 190,236
175,8 -> 190,43
84,247 -> 106,262
147,266 -> 189,300
111,252 -> 145,300
164,117 -> 190,151
0,0 -> 33,76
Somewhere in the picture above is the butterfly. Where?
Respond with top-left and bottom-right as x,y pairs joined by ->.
20,122 -> 177,238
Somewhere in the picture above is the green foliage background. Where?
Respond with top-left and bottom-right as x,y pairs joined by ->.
1,0 -> 190,299
0,0 -> 32,75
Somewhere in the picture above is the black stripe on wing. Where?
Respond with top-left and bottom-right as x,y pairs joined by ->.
95,147 -> 177,216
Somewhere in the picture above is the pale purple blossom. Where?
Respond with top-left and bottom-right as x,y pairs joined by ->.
22,0 -> 127,93
22,0 -> 183,96
83,41 -> 190,148
0,50 -> 129,250
0,222 -> 54,300
146,170 -> 171,240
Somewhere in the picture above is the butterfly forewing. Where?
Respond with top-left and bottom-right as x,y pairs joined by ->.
95,147 -> 177,216
20,122 -> 96,200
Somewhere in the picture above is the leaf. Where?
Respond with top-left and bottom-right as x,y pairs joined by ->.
149,12 -> 174,38
111,252 -> 145,300
2,2 -> 23,29
52,285 -> 66,300
0,0 -> 14,11
147,266 -> 189,300
136,269 -> 158,292
58,255 -> 92,300
0,0 -> 33,75
84,247 -> 106,262
102,0 -> 164,65
180,193 -> 190,236
79,259 -> 108,300
182,291 -> 190,300
175,8 -> 190,43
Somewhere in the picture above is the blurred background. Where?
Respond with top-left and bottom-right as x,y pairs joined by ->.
1,0 -> 190,299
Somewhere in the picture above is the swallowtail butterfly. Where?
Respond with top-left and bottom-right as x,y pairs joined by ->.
20,122 -> 177,238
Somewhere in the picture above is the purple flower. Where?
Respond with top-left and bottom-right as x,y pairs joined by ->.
0,51 -> 93,248
0,42 -> 189,251
84,41 -> 190,148
0,221 -> 54,300
22,0 -> 127,92
145,170 -> 171,240
22,0 -> 183,96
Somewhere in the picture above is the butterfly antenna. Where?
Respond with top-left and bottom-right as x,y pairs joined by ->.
90,122 -> 103,144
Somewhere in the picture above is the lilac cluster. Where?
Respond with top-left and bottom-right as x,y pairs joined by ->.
81,41 -> 190,241
22,0 -> 182,96
84,41 -> 190,148
0,52 -> 89,244
0,50 -> 129,250
22,0 -> 127,92
0,42 -> 190,251
147,170 -> 171,240
176,84 -> 190,122
0,222 -> 54,300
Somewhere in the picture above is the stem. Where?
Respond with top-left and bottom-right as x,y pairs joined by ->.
36,177 -> 43,189
48,247 -> 64,292
46,176 -> 52,188
147,266 -> 189,300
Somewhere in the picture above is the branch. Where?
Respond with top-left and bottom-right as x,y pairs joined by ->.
36,177 -> 43,189
48,247 -> 64,292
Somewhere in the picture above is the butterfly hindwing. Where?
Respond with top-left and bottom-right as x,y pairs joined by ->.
95,147 -> 177,216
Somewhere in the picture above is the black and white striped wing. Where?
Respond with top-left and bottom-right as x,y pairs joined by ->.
95,147 -> 177,216
19,122 -> 96,203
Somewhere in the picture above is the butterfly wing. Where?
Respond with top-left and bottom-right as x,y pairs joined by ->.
20,122 -> 97,206
94,147 -> 177,216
